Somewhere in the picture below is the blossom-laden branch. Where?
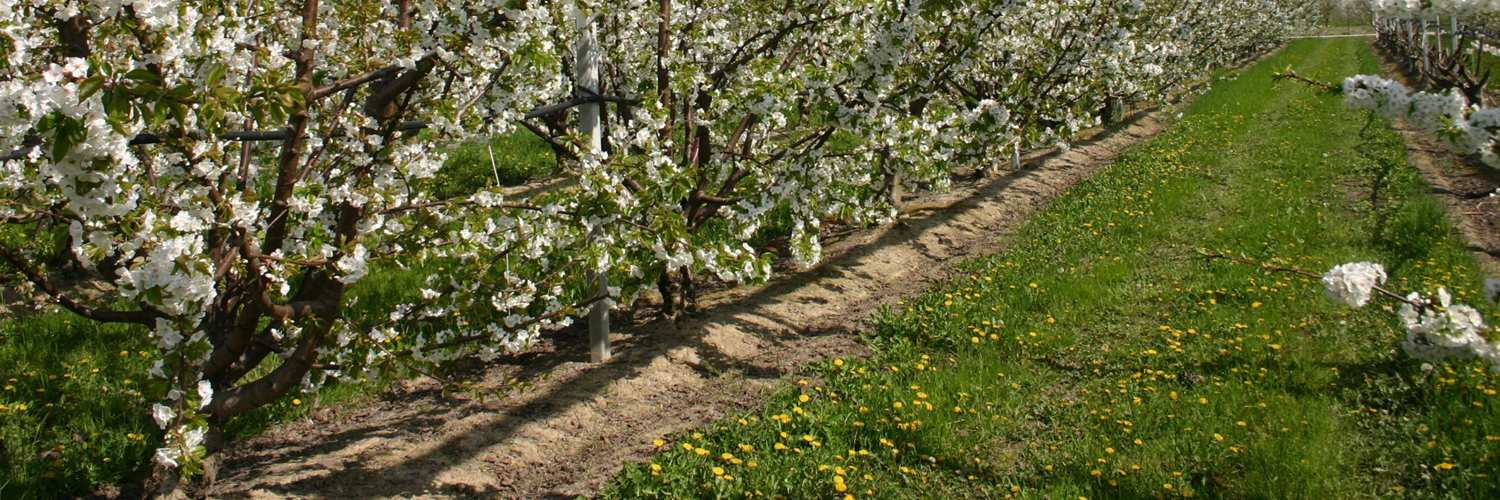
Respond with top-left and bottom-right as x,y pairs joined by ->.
1200,250 -> 1500,372
1341,75 -> 1500,168
1271,69 -> 1342,94
0,0 -> 1315,482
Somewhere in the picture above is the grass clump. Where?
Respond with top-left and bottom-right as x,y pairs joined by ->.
430,131 -> 557,198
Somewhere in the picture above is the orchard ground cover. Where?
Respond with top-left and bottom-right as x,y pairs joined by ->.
605,37 -> 1500,499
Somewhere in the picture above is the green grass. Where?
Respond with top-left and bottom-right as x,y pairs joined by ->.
1316,26 -> 1375,36
603,38 -> 1500,499
0,315 -> 156,497
431,130 -> 558,198
0,270 -> 419,497
1470,47 -> 1498,91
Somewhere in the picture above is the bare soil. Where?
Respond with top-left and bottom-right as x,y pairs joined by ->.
206,110 -> 1177,499
1391,127 -> 1500,273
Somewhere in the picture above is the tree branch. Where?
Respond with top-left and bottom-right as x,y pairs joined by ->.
0,244 -> 162,325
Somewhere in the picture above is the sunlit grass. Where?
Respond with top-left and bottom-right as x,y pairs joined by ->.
604,38 -> 1500,499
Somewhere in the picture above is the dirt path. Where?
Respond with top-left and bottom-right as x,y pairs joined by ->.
207,108 -> 1177,499
1392,126 -> 1500,274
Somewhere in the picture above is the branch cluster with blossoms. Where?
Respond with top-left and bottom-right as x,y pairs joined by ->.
1322,262 -> 1500,371
0,0 -> 1315,478
1342,75 -> 1500,167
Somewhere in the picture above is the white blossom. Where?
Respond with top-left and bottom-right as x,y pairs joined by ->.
1322,262 -> 1387,308
196,380 -> 214,410
151,403 -> 176,429
153,447 -> 182,469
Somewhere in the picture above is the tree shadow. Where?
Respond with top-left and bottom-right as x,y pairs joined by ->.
208,108 -> 1167,499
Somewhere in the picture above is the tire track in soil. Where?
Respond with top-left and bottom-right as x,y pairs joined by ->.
208,109 -> 1178,499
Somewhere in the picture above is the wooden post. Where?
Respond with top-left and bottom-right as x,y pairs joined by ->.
1452,15 -> 1460,49
1421,17 -> 1429,73
575,6 -> 611,363
1436,15 -> 1443,56
589,270 -> 610,362
1407,19 -> 1415,63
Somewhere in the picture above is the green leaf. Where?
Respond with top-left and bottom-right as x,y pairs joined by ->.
123,67 -> 160,84
78,76 -> 106,100
204,63 -> 227,88
49,115 -> 87,160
